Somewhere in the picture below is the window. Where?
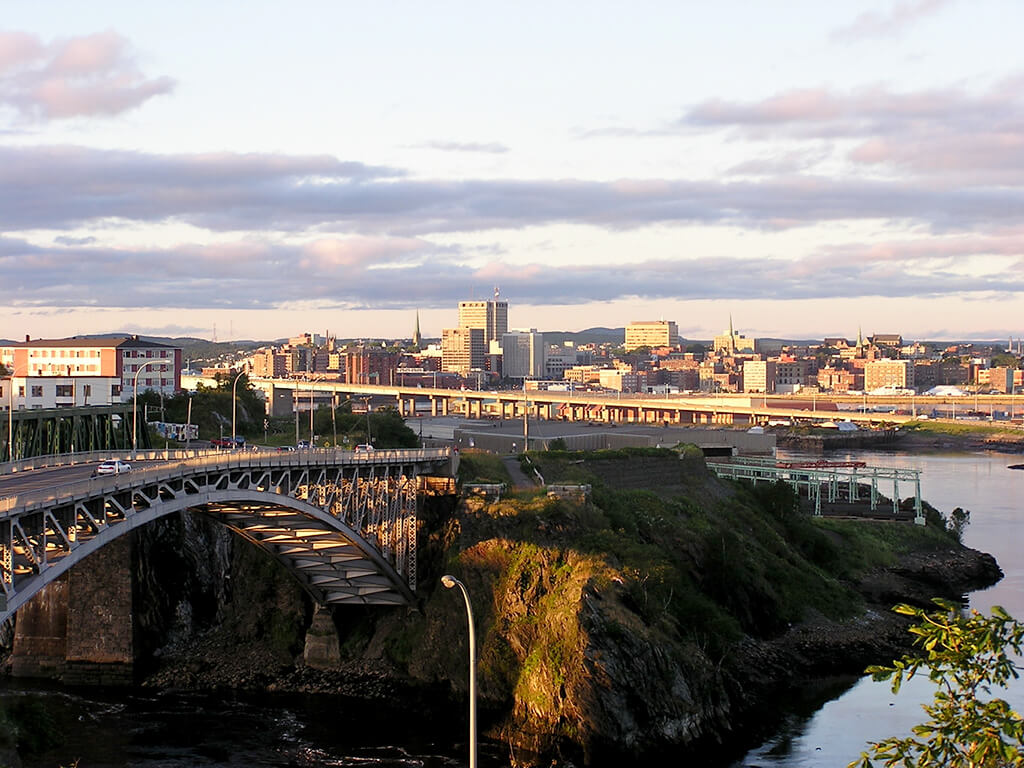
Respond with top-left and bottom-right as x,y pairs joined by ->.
18,385 -> 24,397
31,385 -> 43,397
56,385 -> 73,397
111,384 -> 121,397
83,384 -> 91,397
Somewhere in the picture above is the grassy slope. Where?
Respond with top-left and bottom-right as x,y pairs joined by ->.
392,447 -> 961,760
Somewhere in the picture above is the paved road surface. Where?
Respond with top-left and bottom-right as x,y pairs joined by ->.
0,461 -> 159,497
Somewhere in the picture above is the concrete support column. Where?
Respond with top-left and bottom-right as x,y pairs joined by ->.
10,577 -> 69,679
64,535 -> 135,685
303,607 -> 341,670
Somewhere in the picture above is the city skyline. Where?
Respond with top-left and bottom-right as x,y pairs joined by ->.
3,2 -> 1024,342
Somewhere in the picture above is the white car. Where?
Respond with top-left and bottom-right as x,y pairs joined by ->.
93,460 -> 132,476
354,444 -> 375,453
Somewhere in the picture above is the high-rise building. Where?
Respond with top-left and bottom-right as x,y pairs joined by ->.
458,297 -> 508,344
625,320 -> 678,351
501,331 -> 546,380
441,328 -> 485,375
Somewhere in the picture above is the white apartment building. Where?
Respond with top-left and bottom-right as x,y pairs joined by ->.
1,336 -> 182,411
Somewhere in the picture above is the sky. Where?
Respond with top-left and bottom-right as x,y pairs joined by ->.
2,0 -> 1023,343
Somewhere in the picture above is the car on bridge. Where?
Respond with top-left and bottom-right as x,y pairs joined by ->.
354,444 -> 375,453
93,460 -> 132,476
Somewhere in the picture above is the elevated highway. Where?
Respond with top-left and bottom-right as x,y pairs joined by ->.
244,378 -> 919,427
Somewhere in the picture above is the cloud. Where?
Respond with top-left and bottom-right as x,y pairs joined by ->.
5,144 -> 1024,237
3,229 -> 1022,314
414,140 -> 509,154
0,29 -> 174,120
684,83 -> 1005,134
831,0 -> 953,42
681,79 -> 1024,184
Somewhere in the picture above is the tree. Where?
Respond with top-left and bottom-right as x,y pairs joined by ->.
990,352 -> 1021,369
850,600 -> 1024,768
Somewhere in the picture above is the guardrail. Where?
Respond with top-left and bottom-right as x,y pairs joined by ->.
0,448 -> 453,515
0,448 -> 219,475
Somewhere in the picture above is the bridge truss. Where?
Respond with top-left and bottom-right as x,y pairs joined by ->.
1,405 -> 147,462
0,450 -> 454,623
707,456 -> 924,522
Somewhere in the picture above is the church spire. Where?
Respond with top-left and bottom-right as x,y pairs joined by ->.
412,310 -> 422,349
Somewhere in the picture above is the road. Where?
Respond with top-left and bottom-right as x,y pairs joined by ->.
0,460 -> 160,497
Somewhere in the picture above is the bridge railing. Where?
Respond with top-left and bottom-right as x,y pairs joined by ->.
0,447 -> 453,515
0,448 -> 220,476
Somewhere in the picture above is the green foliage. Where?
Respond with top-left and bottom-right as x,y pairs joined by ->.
990,352 -> 1022,369
902,420 -> 1017,438
547,437 -> 568,451
457,451 -> 513,484
850,600 -> 1024,768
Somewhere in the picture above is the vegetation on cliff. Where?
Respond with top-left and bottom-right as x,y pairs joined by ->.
354,446 -> 980,764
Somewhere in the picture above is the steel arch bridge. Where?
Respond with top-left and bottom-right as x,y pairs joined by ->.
0,448 -> 457,624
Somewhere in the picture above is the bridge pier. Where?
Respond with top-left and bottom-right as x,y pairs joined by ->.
10,578 -> 68,679
10,536 -> 135,685
302,606 -> 341,669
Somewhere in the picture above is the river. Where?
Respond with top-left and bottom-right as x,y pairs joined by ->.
2,448 -> 1021,767
731,447 -> 1024,768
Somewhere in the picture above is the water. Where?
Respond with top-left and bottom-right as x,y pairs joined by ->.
733,448 -> 1024,768
1,682 -> 478,768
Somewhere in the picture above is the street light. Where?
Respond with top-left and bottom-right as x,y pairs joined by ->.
231,371 -> 245,451
441,574 -> 477,768
361,396 -> 372,444
132,359 -> 165,457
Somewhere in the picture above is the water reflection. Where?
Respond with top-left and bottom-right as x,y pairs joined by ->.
733,448 -> 1024,767
3,681 -> 471,768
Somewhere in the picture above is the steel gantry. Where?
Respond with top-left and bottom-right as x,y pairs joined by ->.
1,404 -> 147,462
0,448 -> 456,623
707,457 -> 923,522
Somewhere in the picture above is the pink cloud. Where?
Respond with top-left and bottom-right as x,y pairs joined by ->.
0,31 -> 43,75
0,29 -> 174,120
832,0 -> 953,42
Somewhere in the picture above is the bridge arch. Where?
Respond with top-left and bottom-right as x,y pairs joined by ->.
1,449 -> 455,624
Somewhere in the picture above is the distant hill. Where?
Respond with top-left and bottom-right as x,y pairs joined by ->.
541,327 -> 624,345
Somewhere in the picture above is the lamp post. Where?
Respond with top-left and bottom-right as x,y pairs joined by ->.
361,396 -> 372,444
523,380 -> 529,452
6,364 -> 28,463
441,574 -> 477,768
132,359 -> 165,458
231,371 -> 245,451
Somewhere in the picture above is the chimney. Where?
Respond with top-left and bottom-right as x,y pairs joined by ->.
25,334 -> 30,342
